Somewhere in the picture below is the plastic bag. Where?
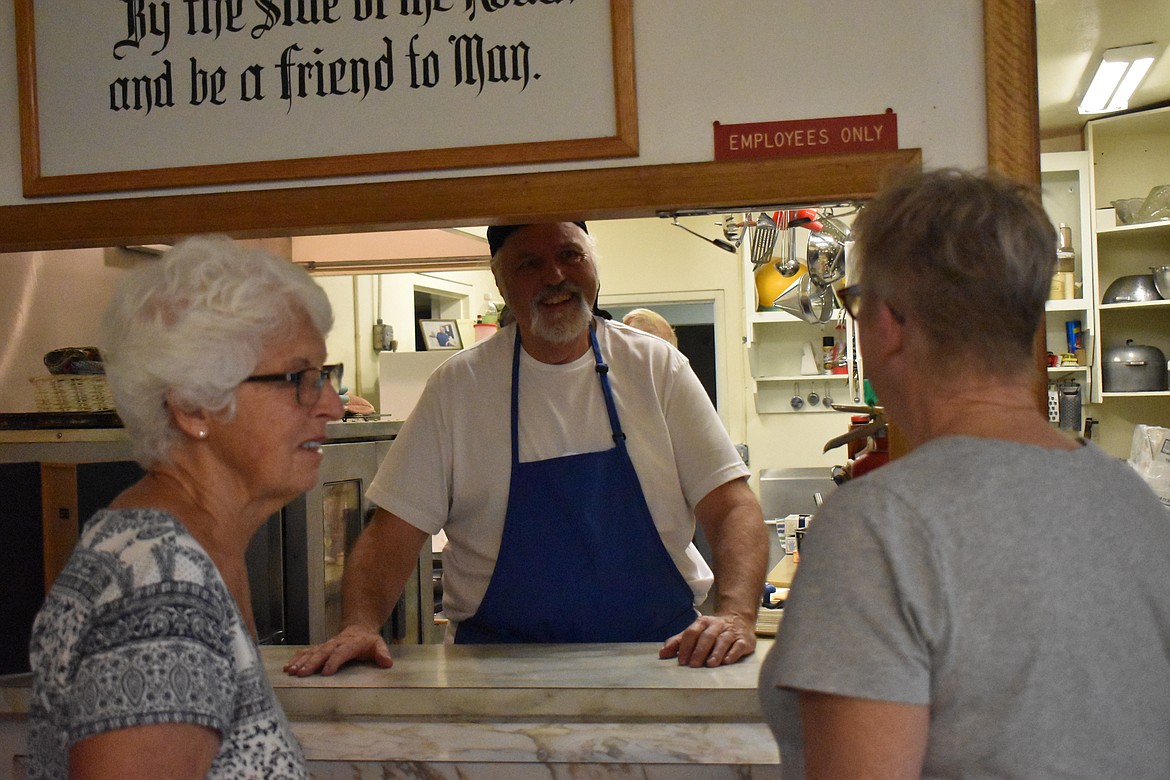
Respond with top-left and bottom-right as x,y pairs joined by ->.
1136,184 -> 1170,224
1128,425 -> 1170,512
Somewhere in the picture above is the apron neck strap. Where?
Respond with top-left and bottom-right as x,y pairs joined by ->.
510,321 -> 626,466
589,323 -> 626,445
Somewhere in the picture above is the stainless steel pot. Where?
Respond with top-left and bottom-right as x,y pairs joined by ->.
1102,340 -> 1169,392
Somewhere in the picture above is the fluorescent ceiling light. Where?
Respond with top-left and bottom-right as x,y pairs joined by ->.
1078,44 -> 1159,115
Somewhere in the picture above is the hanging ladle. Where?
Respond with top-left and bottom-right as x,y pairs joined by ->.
807,386 -> 820,406
822,382 -> 834,408
790,383 -> 805,410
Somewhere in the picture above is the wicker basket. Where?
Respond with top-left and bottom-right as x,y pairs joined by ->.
30,375 -> 115,413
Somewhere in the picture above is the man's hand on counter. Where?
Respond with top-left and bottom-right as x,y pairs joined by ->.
282,625 -> 395,677
659,613 -> 756,668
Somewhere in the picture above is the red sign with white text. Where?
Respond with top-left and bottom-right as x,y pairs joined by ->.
713,111 -> 898,160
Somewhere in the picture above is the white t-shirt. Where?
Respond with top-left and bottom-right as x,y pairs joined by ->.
368,318 -> 749,625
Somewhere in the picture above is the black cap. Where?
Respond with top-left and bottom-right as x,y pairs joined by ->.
487,222 -> 588,257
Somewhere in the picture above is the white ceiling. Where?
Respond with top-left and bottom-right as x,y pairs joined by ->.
1037,0 -> 1170,140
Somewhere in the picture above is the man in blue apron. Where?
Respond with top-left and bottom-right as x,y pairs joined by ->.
286,222 -> 767,676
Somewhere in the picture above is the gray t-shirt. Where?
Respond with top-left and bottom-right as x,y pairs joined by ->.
27,509 -> 306,779
759,436 -> 1170,779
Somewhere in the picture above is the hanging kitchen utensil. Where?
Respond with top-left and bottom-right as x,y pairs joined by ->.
786,208 -> 822,232
851,327 -> 861,402
822,382 -> 833,408
749,212 -> 779,268
807,387 -> 820,406
721,214 -> 746,248
670,217 -> 738,253
816,213 -> 854,243
791,383 -> 805,410
813,282 -> 836,322
806,231 -> 846,286
773,276 -> 815,321
773,213 -> 802,277
773,275 -> 835,324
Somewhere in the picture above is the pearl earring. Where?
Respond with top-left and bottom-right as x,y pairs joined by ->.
198,430 -> 207,440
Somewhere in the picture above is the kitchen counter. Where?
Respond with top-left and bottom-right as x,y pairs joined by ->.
1,642 -> 781,779
270,642 -> 780,777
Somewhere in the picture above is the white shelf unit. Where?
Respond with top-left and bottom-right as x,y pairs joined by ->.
747,310 -> 860,415
1040,151 -> 1096,401
1086,106 -> 1170,408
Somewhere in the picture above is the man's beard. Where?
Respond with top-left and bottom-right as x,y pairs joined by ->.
527,281 -> 593,344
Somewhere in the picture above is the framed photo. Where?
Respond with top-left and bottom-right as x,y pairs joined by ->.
419,319 -> 463,351
14,0 -> 635,197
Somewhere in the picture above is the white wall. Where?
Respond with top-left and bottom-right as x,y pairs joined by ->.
341,268 -> 500,403
0,0 -> 988,471
0,0 -> 986,206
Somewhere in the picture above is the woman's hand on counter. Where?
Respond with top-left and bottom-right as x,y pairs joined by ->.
283,624 -> 395,676
659,613 -> 756,668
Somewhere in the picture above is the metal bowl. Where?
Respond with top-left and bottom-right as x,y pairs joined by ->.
1153,266 -> 1170,299
1102,274 -> 1162,304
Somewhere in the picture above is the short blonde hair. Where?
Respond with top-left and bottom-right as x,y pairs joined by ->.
623,308 -> 677,347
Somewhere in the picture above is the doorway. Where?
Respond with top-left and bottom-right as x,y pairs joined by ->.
604,300 -> 718,410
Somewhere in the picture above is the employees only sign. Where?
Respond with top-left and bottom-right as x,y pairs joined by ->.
713,110 -> 898,161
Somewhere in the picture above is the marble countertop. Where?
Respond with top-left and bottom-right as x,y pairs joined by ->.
266,641 -> 772,721
268,642 -> 781,772
4,643 -> 783,773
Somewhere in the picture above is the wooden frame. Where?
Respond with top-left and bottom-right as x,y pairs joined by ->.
419,319 -> 462,351
0,0 -> 1037,253
14,0 -> 637,197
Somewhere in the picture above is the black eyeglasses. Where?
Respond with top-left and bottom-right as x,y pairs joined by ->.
836,284 -> 906,325
243,364 -> 343,407
836,284 -> 862,319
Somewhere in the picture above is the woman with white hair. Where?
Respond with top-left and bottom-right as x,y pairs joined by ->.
27,235 -> 344,779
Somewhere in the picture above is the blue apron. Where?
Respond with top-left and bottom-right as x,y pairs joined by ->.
456,324 -> 697,643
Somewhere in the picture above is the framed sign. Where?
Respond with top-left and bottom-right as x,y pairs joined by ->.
419,319 -> 462,351
14,0 -> 636,197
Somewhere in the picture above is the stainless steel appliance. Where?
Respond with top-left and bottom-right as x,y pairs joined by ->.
277,419 -> 434,645
759,467 -> 836,569
0,417 -> 433,675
